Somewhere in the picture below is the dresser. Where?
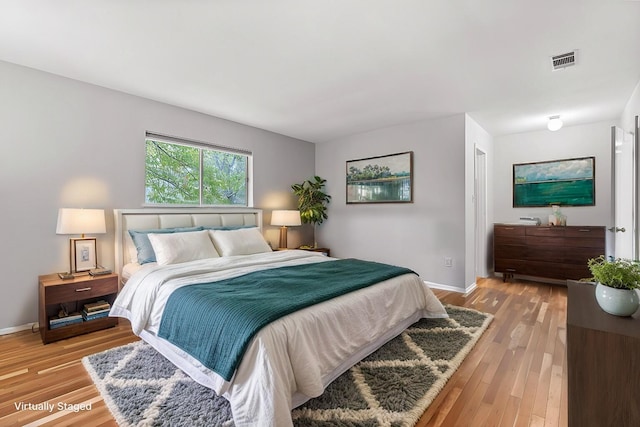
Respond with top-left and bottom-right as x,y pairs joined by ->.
567,281 -> 640,426
494,224 -> 605,281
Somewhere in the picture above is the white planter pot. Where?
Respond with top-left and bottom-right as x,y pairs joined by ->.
595,282 -> 640,316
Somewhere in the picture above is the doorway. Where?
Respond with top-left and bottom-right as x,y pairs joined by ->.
611,123 -> 637,259
475,146 -> 488,278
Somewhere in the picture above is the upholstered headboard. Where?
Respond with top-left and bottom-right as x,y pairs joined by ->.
113,208 -> 263,279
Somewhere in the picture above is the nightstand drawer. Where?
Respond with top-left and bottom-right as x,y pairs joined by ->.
45,276 -> 118,305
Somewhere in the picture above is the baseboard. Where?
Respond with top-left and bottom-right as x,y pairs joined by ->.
425,280 -> 468,294
464,282 -> 478,295
0,322 -> 38,336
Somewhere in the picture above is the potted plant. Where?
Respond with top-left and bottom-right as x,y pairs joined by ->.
587,255 -> 640,316
291,176 -> 331,248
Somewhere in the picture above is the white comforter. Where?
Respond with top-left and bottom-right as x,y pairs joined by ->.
110,250 -> 447,427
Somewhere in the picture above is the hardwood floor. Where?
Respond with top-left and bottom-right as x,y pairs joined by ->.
0,323 -> 138,427
418,277 -> 568,427
0,277 -> 567,427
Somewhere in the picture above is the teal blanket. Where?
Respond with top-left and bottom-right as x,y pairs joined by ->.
157,258 -> 415,381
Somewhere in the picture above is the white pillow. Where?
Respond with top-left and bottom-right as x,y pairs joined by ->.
209,228 -> 272,256
148,230 -> 219,265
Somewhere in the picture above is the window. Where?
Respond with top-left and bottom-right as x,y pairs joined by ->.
144,132 -> 251,206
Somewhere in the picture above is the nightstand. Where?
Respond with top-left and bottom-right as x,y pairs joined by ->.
38,273 -> 119,344
299,247 -> 330,257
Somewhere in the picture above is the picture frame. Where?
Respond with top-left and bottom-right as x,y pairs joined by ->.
513,156 -> 595,207
346,151 -> 413,204
71,238 -> 97,272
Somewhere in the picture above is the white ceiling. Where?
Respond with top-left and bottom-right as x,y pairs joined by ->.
1,1 -> 639,143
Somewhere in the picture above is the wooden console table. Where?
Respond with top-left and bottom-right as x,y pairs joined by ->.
566,281 -> 640,426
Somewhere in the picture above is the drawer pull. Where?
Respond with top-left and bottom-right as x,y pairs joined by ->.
578,229 -> 591,232
503,227 -> 515,230
505,268 -> 517,272
75,287 -> 92,292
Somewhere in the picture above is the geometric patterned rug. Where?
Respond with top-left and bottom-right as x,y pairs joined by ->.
82,305 -> 492,427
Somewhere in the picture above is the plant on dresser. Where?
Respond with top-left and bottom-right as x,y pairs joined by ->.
587,255 -> 640,316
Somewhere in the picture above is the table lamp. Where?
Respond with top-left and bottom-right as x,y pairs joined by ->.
56,208 -> 106,279
271,210 -> 301,249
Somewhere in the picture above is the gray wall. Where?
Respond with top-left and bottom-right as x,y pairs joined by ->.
0,60 -> 315,332
493,121 -> 613,228
315,114 -> 470,292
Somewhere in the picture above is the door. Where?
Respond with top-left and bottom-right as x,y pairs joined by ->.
474,146 -> 488,277
611,124 -> 636,259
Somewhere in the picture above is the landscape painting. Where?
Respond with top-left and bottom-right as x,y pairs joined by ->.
346,151 -> 413,204
513,156 -> 595,207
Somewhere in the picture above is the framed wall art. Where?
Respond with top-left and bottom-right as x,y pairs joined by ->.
72,237 -> 97,272
513,156 -> 595,207
346,151 -> 413,204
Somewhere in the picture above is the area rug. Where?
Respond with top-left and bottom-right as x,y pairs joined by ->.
82,305 -> 492,427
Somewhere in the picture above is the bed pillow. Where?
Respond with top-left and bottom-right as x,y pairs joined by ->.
209,227 -> 272,256
148,230 -> 219,265
129,226 -> 203,264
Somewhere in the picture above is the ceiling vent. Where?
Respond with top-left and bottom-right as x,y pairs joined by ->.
551,50 -> 578,71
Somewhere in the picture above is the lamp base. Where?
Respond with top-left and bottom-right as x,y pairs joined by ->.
279,226 -> 288,249
58,272 -> 74,280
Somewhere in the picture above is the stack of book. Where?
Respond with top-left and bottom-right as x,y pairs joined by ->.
82,300 -> 111,321
49,312 -> 83,329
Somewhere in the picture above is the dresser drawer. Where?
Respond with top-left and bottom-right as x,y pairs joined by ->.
494,225 -> 526,245
494,244 -> 527,260
525,235 -> 564,247
525,226 -> 565,237
564,227 -> 605,239
494,225 -> 526,237
563,247 -> 605,264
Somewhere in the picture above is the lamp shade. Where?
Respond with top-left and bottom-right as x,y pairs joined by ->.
56,208 -> 106,235
271,210 -> 302,227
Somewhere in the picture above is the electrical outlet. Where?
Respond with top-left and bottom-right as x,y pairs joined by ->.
444,257 -> 453,267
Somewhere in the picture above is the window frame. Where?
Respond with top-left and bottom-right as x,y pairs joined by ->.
143,132 -> 253,207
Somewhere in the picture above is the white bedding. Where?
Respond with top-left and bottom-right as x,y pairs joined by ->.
110,250 -> 447,427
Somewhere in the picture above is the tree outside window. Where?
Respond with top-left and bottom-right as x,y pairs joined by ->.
145,137 -> 249,206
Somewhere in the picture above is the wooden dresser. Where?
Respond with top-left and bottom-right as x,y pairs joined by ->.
494,224 -> 605,281
567,281 -> 640,426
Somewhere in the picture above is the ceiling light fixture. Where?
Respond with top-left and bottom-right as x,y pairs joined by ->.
547,116 -> 563,131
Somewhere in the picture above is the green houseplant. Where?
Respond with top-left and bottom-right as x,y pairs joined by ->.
587,255 -> 640,316
291,176 -> 331,248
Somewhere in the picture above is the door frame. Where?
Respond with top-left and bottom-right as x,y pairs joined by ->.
474,145 -> 488,278
611,120 -> 639,260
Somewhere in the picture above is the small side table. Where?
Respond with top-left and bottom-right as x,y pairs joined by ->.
39,273 -> 119,344
299,247 -> 330,257
276,247 -> 331,256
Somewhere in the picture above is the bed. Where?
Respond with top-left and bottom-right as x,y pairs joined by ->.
110,208 -> 447,427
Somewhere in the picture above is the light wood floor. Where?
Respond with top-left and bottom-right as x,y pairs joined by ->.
0,277 -> 567,427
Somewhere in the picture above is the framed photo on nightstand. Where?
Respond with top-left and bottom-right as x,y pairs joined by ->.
72,238 -> 97,272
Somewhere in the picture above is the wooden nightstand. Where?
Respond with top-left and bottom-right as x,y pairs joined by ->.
38,273 -> 119,344
299,247 -> 330,257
